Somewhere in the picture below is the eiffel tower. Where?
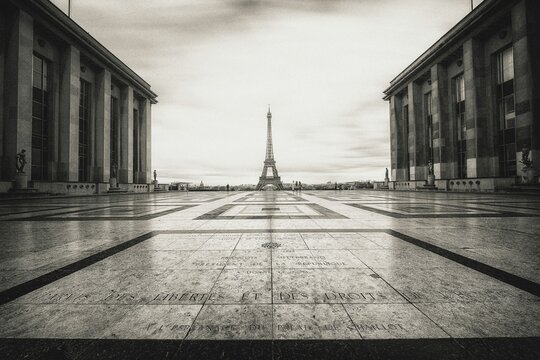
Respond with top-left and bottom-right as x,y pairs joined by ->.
256,107 -> 284,191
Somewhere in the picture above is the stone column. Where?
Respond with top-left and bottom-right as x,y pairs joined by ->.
0,12 -> 5,176
2,9 -> 33,180
58,45 -> 80,181
393,94 -> 407,181
525,0 -> 540,166
94,69 -> 111,183
400,94 -> 410,181
512,1 -> 535,176
431,63 -> 450,179
140,98 -> 152,184
49,56 -> 61,181
119,86 -> 133,184
408,82 -> 426,180
389,96 -> 398,181
463,38 -> 483,178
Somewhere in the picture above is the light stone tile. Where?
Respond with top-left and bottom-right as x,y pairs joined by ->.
350,248 -> 456,268
208,269 -> 272,304
375,266 -> 538,303
415,300 -> 540,337
273,268 -> 405,304
199,233 -> 242,250
91,250 -> 194,270
273,304 -> 360,339
0,304 -> 131,338
179,250 -> 232,269
106,304 -> 201,339
186,305 -> 272,339
344,303 -> 449,339
273,249 -> 367,269
225,249 -> 271,269
268,233 -> 308,249
235,233 -> 273,249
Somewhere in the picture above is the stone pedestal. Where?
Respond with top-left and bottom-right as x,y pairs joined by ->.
14,172 -> 28,189
521,168 -> 536,184
427,175 -> 435,186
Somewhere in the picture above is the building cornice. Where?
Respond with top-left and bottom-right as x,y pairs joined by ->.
14,0 -> 158,103
383,0 -> 509,100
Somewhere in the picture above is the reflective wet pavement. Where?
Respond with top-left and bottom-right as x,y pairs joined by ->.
0,190 -> 539,359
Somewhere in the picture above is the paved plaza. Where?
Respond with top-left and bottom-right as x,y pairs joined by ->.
0,190 -> 539,359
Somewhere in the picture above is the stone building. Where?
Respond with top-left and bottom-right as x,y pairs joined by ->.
0,0 -> 157,194
383,0 -> 539,191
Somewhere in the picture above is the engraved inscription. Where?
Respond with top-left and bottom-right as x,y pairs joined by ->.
323,292 -> 377,301
152,293 -> 224,302
351,323 -> 406,331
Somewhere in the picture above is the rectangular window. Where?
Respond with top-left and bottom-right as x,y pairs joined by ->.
495,47 -> 516,177
110,96 -> 119,176
31,54 -> 50,181
79,79 -> 91,181
453,74 -> 467,179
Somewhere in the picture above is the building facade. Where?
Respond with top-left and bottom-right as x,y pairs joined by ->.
0,0 -> 157,194
383,0 -> 539,191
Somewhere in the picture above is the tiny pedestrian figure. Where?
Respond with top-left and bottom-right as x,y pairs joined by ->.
153,170 -> 157,182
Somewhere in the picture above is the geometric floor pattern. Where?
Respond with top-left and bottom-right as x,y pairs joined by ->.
0,190 -> 539,359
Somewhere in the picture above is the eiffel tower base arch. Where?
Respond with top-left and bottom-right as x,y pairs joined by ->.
256,177 -> 284,191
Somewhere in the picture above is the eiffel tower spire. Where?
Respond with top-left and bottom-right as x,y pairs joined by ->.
265,106 -> 274,161
256,106 -> 284,190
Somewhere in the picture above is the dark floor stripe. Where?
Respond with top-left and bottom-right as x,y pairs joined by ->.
156,228 -> 386,234
346,203 -> 539,218
0,232 -> 156,305
6,205 -> 195,221
0,337 -> 539,360
388,230 -> 540,297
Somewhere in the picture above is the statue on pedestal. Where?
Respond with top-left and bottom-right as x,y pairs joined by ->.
427,159 -> 435,186
16,149 -> 27,173
153,169 -> 159,188
110,161 -> 118,188
520,144 -> 535,184
520,144 -> 532,167
111,161 -> 118,178
14,149 -> 28,190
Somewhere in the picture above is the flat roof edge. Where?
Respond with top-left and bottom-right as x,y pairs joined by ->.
23,0 -> 158,101
383,0 -> 506,97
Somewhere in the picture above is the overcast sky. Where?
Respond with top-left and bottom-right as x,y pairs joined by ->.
51,0 -> 482,185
